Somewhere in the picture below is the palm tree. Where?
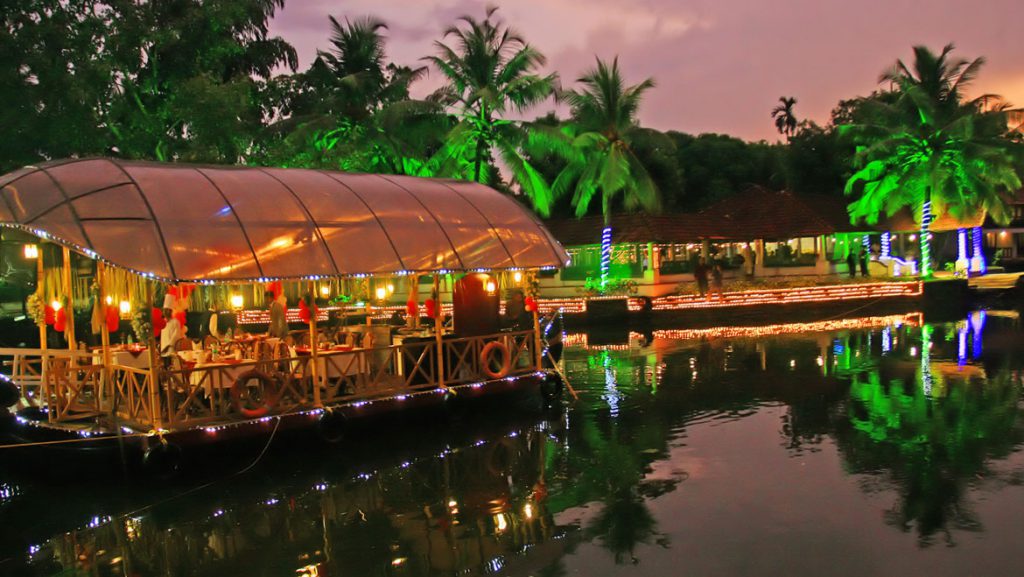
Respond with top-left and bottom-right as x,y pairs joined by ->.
843,44 -> 1021,277
771,96 -> 799,140
425,6 -> 558,214
549,57 -> 661,287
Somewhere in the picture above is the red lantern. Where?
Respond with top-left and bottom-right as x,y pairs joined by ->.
44,304 -> 56,326
524,296 -> 538,313
106,305 -> 119,333
151,307 -> 166,337
406,298 -> 419,317
266,280 -> 283,300
424,298 -> 436,319
54,308 -> 66,332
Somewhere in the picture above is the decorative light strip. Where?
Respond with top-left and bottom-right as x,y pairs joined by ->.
600,226 -> 612,289
880,232 -> 891,258
971,227 -> 986,274
563,313 -> 922,349
920,201 -> 932,277
646,281 -> 922,311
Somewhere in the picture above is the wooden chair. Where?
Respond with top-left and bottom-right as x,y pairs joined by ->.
174,338 -> 193,353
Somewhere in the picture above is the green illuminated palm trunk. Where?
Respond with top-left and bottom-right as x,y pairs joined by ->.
919,198 -> 932,278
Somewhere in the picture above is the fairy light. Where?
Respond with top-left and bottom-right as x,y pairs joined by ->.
880,232 -> 890,258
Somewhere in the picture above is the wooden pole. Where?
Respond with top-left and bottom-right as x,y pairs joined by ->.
145,282 -> 162,429
308,281 -> 321,408
97,261 -> 113,411
61,246 -> 76,350
433,275 -> 446,389
36,246 -> 47,381
531,272 -> 543,370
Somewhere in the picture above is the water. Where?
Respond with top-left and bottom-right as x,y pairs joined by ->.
4,310 -> 1024,576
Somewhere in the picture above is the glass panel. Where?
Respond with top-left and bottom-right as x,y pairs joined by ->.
265,169 -> 403,274
73,184 -> 150,220
32,204 -> 88,248
83,221 -> 171,278
2,170 -> 64,222
46,159 -> 131,198
125,164 -> 259,281
447,181 -> 567,268
201,168 -> 334,278
393,176 -> 513,270
333,173 -> 461,272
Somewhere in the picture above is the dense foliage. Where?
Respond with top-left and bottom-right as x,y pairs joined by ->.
2,3 -> 1019,223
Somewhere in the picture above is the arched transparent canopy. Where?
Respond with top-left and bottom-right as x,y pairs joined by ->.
0,158 -> 568,282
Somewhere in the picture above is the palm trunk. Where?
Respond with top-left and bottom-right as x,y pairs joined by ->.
918,199 -> 932,277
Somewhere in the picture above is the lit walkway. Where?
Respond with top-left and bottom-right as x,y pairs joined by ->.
969,272 -> 1024,291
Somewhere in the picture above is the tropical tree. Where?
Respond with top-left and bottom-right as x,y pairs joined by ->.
548,57 -> 661,287
771,96 -> 799,140
425,6 -> 558,214
842,44 -> 1022,277
257,13 -> 447,174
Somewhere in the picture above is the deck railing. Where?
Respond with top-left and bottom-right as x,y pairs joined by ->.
2,330 -> 540,431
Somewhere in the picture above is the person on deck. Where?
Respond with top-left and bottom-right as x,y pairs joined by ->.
710,261 -> 724,300
160,307 -> 183,357
266,291 -> 288,339
694,257 -> 710,298
846,249 -> 858,278
503,289 -> 533,331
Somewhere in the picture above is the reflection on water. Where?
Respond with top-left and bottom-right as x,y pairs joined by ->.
4,311 -> 1024,576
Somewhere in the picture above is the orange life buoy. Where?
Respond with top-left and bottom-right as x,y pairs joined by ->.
480,341 -> 511,379
230,370 -> 279,418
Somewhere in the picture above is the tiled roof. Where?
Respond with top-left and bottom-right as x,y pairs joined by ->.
545,186 -> 991,247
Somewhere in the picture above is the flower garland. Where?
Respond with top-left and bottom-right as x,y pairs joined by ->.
26,294 -> 45,327
131,310 -> 152,343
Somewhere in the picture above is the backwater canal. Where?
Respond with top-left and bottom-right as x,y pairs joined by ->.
3,310 -> 1024,576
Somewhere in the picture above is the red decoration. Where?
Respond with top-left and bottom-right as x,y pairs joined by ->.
54,308 -> 66,332
152,308 -> 166,337
106,305 -> 119,333
44,304 -> 56,326
174,310 -> 187,328
524,296 -> 538,313
406,298 -> 419,317
166,286 -> 179,298
179,284 -> 195,300
266,280 -> 283,300
424,298 -> 436,319
297,299 -> 317,323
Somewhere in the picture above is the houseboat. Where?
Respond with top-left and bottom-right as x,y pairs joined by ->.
0,158 -> 569,473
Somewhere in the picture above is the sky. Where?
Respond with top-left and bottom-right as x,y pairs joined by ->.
269,0 -> 1024,142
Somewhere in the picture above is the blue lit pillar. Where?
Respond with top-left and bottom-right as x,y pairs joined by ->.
880,232 -> 891,258
600,226 -> 612,289
970,227 -> 986,275
956,228 -> 969,277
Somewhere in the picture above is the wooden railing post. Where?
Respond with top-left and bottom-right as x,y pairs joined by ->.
145,282 -> 162,429
433,274 -> 446,389
61,246 -> 76,350
309,281 -> 322,408
97,261 -> 112,411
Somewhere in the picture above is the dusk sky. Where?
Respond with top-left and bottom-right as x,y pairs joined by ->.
270,0 -> 1024,142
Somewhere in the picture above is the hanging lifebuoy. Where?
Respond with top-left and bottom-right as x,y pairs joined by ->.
230,370 -> 279,418
486,437 -> 518,476
317,410 -> 348,443
480,341 -> 511,379
143,442 -> 183,479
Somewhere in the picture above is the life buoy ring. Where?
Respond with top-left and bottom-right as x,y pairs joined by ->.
487,437 -> 518,476
230,370 -> 278,418
317,410 -> 348,443
480,341 -> 511,379
540,372 -> 564,404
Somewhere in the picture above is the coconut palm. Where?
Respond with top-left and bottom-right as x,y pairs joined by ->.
843,44 -> 1022,277
425,6 -> 558,214
548,57 -> 661,287
771,96 -> 799,140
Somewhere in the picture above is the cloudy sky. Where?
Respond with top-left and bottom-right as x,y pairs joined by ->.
269,0 -> 1024,141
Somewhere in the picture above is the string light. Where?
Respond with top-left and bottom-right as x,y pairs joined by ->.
880,232 -> 890,258
971,227 -> 986,274
600,226 -> 612,289
919,201 -> 932,277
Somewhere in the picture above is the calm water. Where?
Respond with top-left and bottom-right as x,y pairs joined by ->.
4,311 -> 1024,576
